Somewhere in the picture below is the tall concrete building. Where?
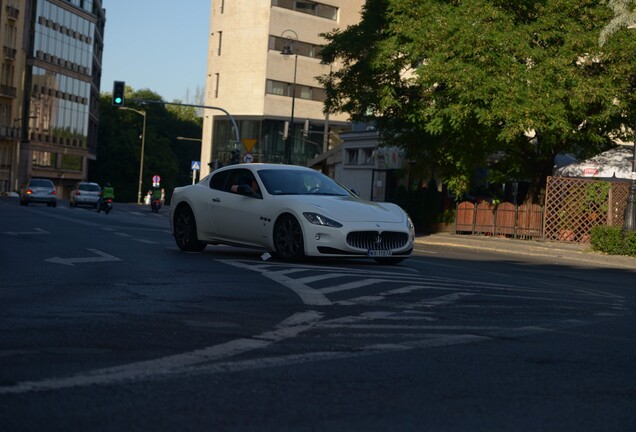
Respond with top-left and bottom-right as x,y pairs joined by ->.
200,0 -> 364,178
0,0 -> 105,197
0,0 -> 28,193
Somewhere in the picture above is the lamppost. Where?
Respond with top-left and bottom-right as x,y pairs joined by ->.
119,107 -> 146,205
281,30 -> 298,165
625,123 -> 636,230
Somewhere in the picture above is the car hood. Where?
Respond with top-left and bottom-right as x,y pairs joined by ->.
285,195 -> 406,223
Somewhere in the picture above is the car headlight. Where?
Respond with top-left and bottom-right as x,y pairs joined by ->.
407,215 -> 415,239
303,212 -> 343,228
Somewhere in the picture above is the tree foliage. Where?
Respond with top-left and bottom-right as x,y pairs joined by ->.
91,87 -> 203,203
320,0 -> 636,201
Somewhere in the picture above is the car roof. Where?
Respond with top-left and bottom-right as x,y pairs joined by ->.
215,163 -> 314,174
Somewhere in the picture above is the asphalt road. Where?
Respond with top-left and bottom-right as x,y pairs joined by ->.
1,197 -> 635,431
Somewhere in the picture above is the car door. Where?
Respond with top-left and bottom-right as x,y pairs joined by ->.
211,168 -> 268,246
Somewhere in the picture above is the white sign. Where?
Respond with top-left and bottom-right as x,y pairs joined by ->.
191,161 -> 200,170
243,153 -> 254,163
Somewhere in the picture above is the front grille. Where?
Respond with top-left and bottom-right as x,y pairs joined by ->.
346,231 -> 409,251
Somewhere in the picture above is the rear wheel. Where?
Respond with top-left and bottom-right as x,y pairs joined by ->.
174,206 -> 206,252
273,215 -> 305,261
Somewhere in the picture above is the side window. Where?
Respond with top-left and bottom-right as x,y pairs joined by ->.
226,169 -> 255,192
210,171 -> 230,191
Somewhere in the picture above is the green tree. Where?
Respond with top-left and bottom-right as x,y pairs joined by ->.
91,87 -> 203,203
320,0 -> 636,202
599,0 -> 636,45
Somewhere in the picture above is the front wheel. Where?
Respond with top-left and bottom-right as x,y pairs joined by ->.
173,206 -> 206,252
273,215 -> 305,261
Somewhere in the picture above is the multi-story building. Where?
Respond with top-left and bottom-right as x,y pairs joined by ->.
0,0 -> 27,193
200,0 -> 364,178
12,0 -> 105,197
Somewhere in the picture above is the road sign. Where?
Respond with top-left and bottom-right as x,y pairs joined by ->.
243,153 -> 254,163
242,139 -> 257,153
191,161 -> 201,170
152,175 -> 161,187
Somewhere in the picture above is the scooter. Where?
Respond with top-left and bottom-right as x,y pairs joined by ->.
151,198 -> 161,213
97,198 -> 113,214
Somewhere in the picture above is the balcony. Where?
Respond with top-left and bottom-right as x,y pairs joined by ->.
3,46 -> 16,61
0,84 -> 17,98
6,5 -> 19,21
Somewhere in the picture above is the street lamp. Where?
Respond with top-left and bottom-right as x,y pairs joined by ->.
281,29 -> 298,165
119,107 -> 146,205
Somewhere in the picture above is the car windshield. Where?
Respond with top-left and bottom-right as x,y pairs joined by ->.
79,184 -> 100,192
257,169 -> 351,196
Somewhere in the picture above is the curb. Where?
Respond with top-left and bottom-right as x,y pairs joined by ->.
414,233 -> 636,270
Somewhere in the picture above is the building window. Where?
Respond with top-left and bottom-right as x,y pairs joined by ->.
217,31 -> 223,56
271,0 -> 338,21
32,151 -> 57,168
269,35 -> 323,60
220,0 -> 225,13
214,73 -> 220,98
266,80 -> 326,102
266,80 -> 286,96
346,149 -> 358,165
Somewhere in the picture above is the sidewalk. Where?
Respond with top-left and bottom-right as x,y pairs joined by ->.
415,232 -> 636,270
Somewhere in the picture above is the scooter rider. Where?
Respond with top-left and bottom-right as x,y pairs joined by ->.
97,182 -> 115,213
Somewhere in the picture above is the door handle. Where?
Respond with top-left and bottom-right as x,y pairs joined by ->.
212,198 -> 221,202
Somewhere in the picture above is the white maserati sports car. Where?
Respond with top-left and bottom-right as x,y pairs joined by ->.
169,163 -> 414,264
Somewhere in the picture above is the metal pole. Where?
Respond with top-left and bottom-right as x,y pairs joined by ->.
119,107 -> 147,205
624,122 -> 636,230
138,112 -> 146,206
132,99 -> 240,153
286,54 -> 298,165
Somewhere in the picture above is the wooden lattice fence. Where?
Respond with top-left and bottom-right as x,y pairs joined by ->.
454,177 -> 629,243
543,176 -> 629,243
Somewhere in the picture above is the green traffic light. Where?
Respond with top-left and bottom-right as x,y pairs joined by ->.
115,97 -> 122,104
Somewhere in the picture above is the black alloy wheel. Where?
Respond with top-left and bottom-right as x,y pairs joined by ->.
274,215 -> 305,261
174,206 -> 207,252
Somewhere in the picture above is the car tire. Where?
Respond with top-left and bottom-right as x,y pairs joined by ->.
174,206 -> 206,252
373,257 -> 404,265
52,202 -> 56,208
273,215 -> 305,261
20,200 -> 26,206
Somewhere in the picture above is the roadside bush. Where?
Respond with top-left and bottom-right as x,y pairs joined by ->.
590,226 -> 636,256
624,230 -> 636,256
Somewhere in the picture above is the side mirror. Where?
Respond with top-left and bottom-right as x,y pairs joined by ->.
350,188 -> 360,197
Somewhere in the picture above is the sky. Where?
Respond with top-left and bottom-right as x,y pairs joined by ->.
101,0 -> 211,103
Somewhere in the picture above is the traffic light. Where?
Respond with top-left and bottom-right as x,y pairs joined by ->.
112,81 -> 125,106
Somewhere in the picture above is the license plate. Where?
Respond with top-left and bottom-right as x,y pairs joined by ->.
367,249 -> 392,257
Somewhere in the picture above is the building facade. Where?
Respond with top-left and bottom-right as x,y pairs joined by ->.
6,0 -> 105,197
0,0 -> 27,193
200,0 -> 364,178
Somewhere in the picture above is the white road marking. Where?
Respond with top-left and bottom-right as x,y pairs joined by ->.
0,310 -> 322,394
134,239 -> 158,244
4,228 -> 49,236
318,278 -> 390,294
218,259 -> 332,306
44,249 -> 122,266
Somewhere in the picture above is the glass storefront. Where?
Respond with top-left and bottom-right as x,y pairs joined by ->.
211,118 -> 342,166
